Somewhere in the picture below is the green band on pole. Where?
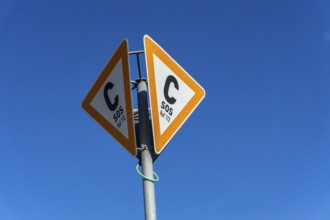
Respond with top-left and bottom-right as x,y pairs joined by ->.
136,164 -> 159,182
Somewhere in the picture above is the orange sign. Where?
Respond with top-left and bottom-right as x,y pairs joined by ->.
144,35 -> 205,154
82,40 -> 136,156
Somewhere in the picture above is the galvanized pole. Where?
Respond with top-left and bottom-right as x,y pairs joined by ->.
137,79 -> 157,220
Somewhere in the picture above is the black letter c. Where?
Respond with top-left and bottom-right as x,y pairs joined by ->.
164,75 -> 179,105
104,82 -> 119,111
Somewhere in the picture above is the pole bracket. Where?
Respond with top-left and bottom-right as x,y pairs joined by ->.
136,144 -> 150,165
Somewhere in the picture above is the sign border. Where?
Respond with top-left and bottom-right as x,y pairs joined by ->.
82,39 -> 136,156
144,35 -> 205,154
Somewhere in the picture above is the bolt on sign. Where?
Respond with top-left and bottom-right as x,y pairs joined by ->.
82,40 -> 136,156
144,35 -> 206,154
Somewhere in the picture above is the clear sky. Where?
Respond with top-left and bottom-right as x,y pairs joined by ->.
1,0 -> 330,219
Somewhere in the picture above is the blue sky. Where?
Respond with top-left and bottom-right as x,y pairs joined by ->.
1,0 -> 330,219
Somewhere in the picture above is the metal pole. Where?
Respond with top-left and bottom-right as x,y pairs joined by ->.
137,80 -> 157,220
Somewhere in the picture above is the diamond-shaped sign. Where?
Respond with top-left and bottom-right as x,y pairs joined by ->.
82,40 -> 136,156
144,35 -> 205,154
